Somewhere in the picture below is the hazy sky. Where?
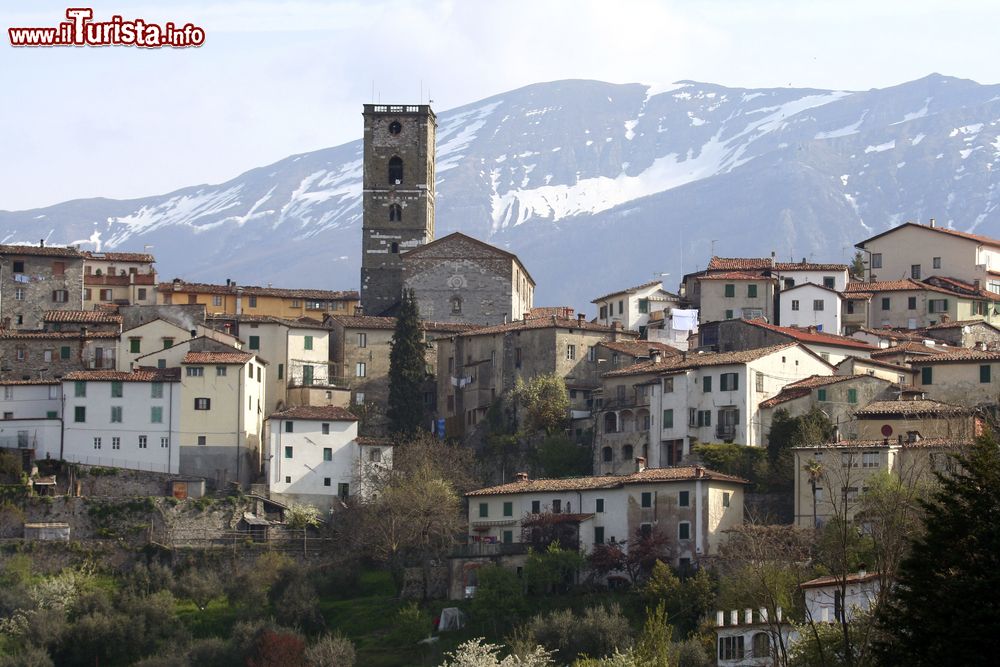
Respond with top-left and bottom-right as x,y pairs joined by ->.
3,0 -> 999,210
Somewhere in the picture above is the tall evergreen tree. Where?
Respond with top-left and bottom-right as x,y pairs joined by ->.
387,290 -> 427,434
873,434 -> 1000,665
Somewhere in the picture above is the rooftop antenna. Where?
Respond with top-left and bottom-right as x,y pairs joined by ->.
420,79 -> 423,104
710,239 -> 718,256
371,80 -> 374,104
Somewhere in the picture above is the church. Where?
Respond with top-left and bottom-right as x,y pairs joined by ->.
359,104 -> 534,324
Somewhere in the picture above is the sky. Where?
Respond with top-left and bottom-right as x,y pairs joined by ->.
2,0 -> 1000,211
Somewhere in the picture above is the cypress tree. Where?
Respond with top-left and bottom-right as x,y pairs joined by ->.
874,434 -> 1000,665
387,289 -> 427,434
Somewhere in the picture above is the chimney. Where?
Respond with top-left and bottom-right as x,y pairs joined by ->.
190,329 -> 197,338
612,321 -> 622,341
940,314 -> 951,324
695,466 -> 705,478
635,457 -> 646,473
578,313 -> 585,325
515,472 -> 529,482
929,218 -> 936,228
651,349 -> 663,363
39,239 -> 44,247
978,341 -> 988,351
801,257 -> 806,264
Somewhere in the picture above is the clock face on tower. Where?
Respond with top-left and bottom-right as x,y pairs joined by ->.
446,274 -> 467,289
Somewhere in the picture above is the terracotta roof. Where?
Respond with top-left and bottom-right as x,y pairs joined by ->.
741,319 -> 876,351
158,281 -> 358,301
401,232 -> 536,285
0,378 -> 60,385
269,405 -> 358,422
909,348 -> 1000,363
603,343 -> 797,378
325,315 -> 482,333
0,329 -> 118,339
835,356 -> 917,374
759,374 -> 872,409
921,319 -> 1000,331
780,281 -> 842,295
843,279 -> 957,296
707,257 -> 774,271
526,306 -> 576,319
698,271 -> 775,281
62,369 -> 178,382
800,572 -> 882,589
856,221 -> 1000,251
795,437 -> 973,450
458,316 -> 630,337
81,251 -> 155,263
592,280 -> 667,303
42,310 -> 122,324
0,244 -> 83,258
854,398 -> 971,416
774,262 -> 849,271
923,275 -> 999,300
206,314 -> 329,330
599,340 -> 680,358
852,327 -> 928,342
466,466 -> 747,497
182,351 -> 254,365
870,342 -> 949,358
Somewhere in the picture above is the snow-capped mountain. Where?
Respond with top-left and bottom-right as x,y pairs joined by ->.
3,73 -> 1000,310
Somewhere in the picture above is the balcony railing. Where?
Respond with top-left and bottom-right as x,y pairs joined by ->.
716,424 -> 737,440
452,542 -> 530,558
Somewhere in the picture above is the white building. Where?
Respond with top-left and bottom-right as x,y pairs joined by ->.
0,380 -> 62,460
267,405 -> 389,510
773,262 -> 849,293
778,283 -> 843,334
464,464 -> 746,567
593,281 -> 680,334
714,608 -> 793,667
634,343 -> 832,462
801,571 -> 881,624
62,369 -> 181,473
118,318 -> 241,371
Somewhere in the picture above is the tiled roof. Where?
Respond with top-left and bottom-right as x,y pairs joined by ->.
158,281 -> 358,301
698,271 -> 775,281
923,275 -> 999,300
800,572 -> 882,589
401,232 -> 535,285
0,329 -> 118,339
741,319 -> 876,350
852,327 -> 928,342
0,244 -> 83,258
870,342 -> 949,358
603,343 -> 796,377
780,281 -> 842,295
182,351 -> 254,365
921,319 -> 1000,331
526,306 -> 576,319
592,280 -> 667,303
707,257 -> 773,271
82,251 -> 155,263
458,317 -> 630,337
466,466 -> 747,497
909,348 -> 1000,363
759,374 -> 871,409
856,221 -> 1000,251
836,356 -> 917,374
843,279 -> 956,295
325,315 -> 482,332
206,314 -> 329,330
796,437 -> 973,450
269,405 -> 358,422
0,378 -> 61,385
62,369 -> 178,382
774,262 -> 849,271
42,310 -> 122,324
854,398 -> 971,416
599,340 -> 680,358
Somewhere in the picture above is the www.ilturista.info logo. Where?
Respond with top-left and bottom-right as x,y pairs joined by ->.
8,8 -> 205,48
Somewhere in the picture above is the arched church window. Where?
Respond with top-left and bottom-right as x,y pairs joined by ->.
389,203 -> 402,221
388,156 -> 403,184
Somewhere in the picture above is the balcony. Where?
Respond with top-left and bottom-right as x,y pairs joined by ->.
452,542 -> 530,558
716,424 -> 737,440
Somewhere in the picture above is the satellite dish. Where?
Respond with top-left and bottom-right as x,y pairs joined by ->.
881,424 -> 893,437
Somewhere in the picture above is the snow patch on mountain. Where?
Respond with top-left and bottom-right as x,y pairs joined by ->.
815,111 -> 868,139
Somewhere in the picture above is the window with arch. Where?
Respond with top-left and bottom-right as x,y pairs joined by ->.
602,446 -> 613,462
389,203 -> 402,221
623,444 -> 634,461
603,412 -> 617,434
388,120 -> 402,135
451,296 -> 462,313
390,242 -> 399,254
388,156 -> 403,184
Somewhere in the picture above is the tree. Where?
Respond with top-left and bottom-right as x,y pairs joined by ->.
642,561 -> 716,638
588,528 -> 672,586
174,567 -> 222,611
849,252 -> 866,280
524,543 -> 584,595
470,566 -> 526,634
286,503 -> 322,555
802,458 -> 824,530
768,408 -> 835,492
874,435 -> 1000,665
305,633 -> 356,667
440,639 -> 554,667
387,289 -> 427,434
534,433 -> 592,478
513,374 -> 570,435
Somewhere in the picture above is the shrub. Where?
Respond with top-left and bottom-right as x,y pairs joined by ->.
248,629 -> 306,667
388,602 -> 432,646
527,604 -> 632,662
470,566 -> 526,634
305,633 -> 356,667
174,567 -> 223,610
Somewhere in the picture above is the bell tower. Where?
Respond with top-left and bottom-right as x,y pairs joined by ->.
360,103 -> 436,315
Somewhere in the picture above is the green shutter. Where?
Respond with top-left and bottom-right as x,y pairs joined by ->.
129,338 -> 141,353
663,409 -> 673,428
60,346 -> 71,360
818,389 -> 827,401
479,503 -> 488,518
304,335 -> 313,350
921,366 -> 933,385
248,335 -> 260,350
703,376 -> 712,392
848,388 -> 858,404
503,501 -> 513,517
981,365 -> 992,383
748,284 -> 757,298
594,527 -> 605,544
724,284 -> 735,298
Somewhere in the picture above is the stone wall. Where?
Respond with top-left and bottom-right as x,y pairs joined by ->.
0,249 -> 84,330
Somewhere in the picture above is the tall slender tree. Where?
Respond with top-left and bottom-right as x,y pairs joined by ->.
387,289 -> 427,434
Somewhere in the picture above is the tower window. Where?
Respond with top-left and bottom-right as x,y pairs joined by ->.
389,203 -> 402,221
451,296 -> 462,313
388,120 -> 402,135
391,242 -> 399,254
388,156 -> 403,184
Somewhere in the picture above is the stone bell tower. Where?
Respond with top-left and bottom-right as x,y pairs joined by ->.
359,103 -> 436,315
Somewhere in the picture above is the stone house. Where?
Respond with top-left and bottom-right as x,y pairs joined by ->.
910,349 -> 1000,407
834,356 -> 916,387
81,250 -> 157,309
436,316 -> 637,438
41,310 -> 123,334
0,329 -> 120,378
777,283 -> 843,334
918,319 -> 1000,348
61,369 -> 181,474
0,243 -> 85,330
700,318 -> 876,366
697,272 -> 777,324
401,232 -> 535,326
758,374 -> 896,441
158,279 -> 358,319
463,464 -> 746,568
854,219 -> 1000,288
592,280 -> 680,335
267,405 -> 390,510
